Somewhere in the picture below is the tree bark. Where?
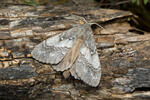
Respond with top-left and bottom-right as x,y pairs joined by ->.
0,3 -> 150,100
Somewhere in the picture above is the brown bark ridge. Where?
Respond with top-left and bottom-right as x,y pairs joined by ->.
0,3 -> 150,100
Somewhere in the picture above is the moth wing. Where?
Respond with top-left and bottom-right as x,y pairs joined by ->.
70,62 -> 80,79
31,28 -> 78,64
52,38 -> 83,71
75,45 -> 101,87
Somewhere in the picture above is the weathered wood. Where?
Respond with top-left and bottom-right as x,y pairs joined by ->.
0,3 -> 150,100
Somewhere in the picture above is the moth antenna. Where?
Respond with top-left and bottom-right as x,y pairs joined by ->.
65,15 -> 88,24
89,23 -> 104,29
80,17 -> 88,24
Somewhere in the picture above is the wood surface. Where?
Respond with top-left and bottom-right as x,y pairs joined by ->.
0,3 -> 150,100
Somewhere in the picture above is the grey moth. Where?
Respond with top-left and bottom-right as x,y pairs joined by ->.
31,23 -> 101,87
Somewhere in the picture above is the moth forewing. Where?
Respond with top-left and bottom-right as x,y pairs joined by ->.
74,24 -> 101,87
31,35 -> 71,64
75,44 -> 101,87
31,25 -> 80,64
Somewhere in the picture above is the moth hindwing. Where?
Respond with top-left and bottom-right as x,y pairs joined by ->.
31,23 -> 101,87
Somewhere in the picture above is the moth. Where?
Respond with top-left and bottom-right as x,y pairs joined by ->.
31,23 -> 101,87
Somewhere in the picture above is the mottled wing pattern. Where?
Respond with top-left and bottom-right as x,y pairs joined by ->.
75,44 -> 101,87
70,24 -> 101,87
31,26 -> 78,65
